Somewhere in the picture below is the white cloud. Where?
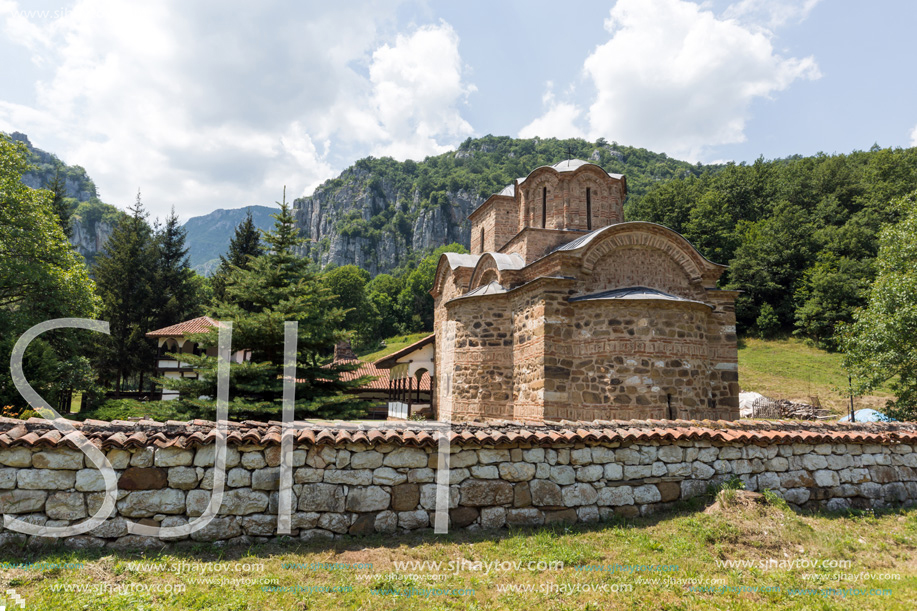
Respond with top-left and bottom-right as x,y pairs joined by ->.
368,22 -> 475,160
910,124 -> 917,147
723,0 -> 821,30
519,0 -> 820,161
0,1 -> 475,218
518,83 -> 585,140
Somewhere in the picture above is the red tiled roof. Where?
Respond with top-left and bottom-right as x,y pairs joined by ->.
373,334 -> 435,369
319,359 -> 431,391
146,316 -> 222,338
2,418 -> 915,450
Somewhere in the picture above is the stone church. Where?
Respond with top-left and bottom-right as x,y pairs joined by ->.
431,159 -> 739,422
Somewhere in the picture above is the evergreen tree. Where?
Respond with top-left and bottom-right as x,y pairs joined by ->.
162,194 -> 372,421
211,209 -> 264,302
153,207 -> 202,329
48,168 -> 72,239
93,191 -> 157,391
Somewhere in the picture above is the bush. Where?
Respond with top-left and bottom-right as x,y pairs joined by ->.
72,399 -> 185,422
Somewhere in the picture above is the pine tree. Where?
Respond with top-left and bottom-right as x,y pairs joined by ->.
211,209 -> 263,302
162,193 -> 372,421
48,168 -> 72,239
93,191 -> 157,391
153,207 -> 202,329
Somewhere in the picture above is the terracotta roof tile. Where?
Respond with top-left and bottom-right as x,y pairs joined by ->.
146,316 -> 222,338
2,417 -> 917,450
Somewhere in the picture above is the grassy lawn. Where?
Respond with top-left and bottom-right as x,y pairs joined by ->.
2,495 -> 914,610
358,333 -> 431,364
738,337 -> 894,416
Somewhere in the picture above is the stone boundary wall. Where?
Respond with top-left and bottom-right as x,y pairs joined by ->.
0,418 -> 916,548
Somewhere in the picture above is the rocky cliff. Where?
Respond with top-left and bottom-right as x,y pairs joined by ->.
8,131 -> 121,264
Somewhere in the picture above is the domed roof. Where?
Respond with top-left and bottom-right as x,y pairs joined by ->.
550,159 -> 592,172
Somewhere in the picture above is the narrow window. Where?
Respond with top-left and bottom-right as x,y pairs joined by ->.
586,187 -> 592,230
542,186 -> 547,228
480,227 -> 485,252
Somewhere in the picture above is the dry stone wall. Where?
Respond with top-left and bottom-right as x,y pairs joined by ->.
1,422 -> 916,548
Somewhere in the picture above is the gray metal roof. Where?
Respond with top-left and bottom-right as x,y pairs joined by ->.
443,253 -> 481,270
568,286 -> 710,307
553,226 -> 606,252
486,252 -> 525,271
463,281 -> 508,298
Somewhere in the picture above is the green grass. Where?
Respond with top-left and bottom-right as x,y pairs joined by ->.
358,332 -> 431,364
738,337 -> 894,415
2,502 -> 914,610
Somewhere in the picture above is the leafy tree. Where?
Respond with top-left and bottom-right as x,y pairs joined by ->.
161,197 -> 372,421
398,243 -> 468,332
841,191 -> 917,420
0,134 -> 99,408
322,265 -> 376,349
366,273 -> 405,338
93,192 -> 158,391
212,210 -> 263,302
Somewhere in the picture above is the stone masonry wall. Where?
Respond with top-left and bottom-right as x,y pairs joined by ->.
1,421 -> 916,548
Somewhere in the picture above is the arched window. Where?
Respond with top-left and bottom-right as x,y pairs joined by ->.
586,187 -> 592,230
542,186 -> 547,228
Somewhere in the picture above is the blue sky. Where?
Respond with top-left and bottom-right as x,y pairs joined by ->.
1,0 -> 915,219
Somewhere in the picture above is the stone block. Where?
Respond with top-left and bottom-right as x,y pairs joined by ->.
450,468 -> 470,484
813,470 -> 840,487
570,448 -> 592,465
351,451 -> 384,470
514,482 -> 532,507
193,445 -> 241,468
154,447 -> 194,467
346,486 -> 391,512
479,507 -> 506,529
544,508 -> 578,525
298,483 -> 344,512
293,468 -> 323,484
375,511 -> 398,533
0,448 -> 31,468
597,486 -> 634,506
420,484 -> 459,510
252,467 -> 280,491
348,513 -> 376,536
391,484 -> 420,512
398,510 -> 429,530
577,506 -> 600,523
499,462 -> 536,482
549,465 -> 576,485
241,452 -> 267,470
168,467 -> 200,490
383,448 -> 428,469
561,483 -> 597,507
32,448 -> 83,470
75,469 -> 107,492
450,506 -> 479,528
0,468 -> 16,489
227,467 -> 251,487
318,513 -> 349,534
530,480 -> 563,507
408,468 -> 435,483
656,482 -> 680,503
633,484 -> 661,504
324,469 -> 372,486
692,462 -> 715,479
470,465 -> 499,479
118,489 -> 186,517
242,514 -> 277,536
522,448 -> 545,463
460,480 -> 513,506
657,446 -> 683,463
478,449 -> 512,465
18,469 -> 75,490
506,508 -> 544,526
373,467 -> 407,486
623,465 -> 652,479
300,528 -> 335,542
802,454 -> 828,471
0,489 -> 46,513
119,467 -> 167,491
604,463 -> 624,480
451,450 -> 479,468
591,446 -> 615,464
576,465 -> 603,483
130,447 -> 154,468
191,516 -> 241,542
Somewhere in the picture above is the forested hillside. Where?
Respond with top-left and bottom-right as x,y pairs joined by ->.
292,136 -> 714,275
628,146 -> 917,346
7,132 -> 125,265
